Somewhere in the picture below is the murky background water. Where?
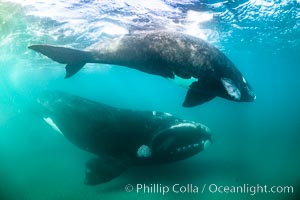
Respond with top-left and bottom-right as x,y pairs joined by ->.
1,0 -> 300,199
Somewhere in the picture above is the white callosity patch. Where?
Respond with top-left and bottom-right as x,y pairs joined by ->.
170,122 -> 197,129
193,143 -> 199,148
221,77 -> 241,100
137,145 -> 152,158
175,143 -> 200,153
43,117 -> 63,135
203,140 -> 211,151
164,112 -> 172,117
168,75 -> 197,89
196,123 -> 211,133
152,111 -> 172,118
242,76 -> 247,83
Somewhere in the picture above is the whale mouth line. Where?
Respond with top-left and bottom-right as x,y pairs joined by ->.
169,139 -> 212,155
152,122 -> 212,158
170,142 -> 201,155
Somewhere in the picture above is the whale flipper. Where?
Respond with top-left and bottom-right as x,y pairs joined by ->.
65,62 -> 86,78
183,81 -> 216,107
28,45 -> 93,78
84,157 -> 128,185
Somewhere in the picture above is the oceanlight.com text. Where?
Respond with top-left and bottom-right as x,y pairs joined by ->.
207,184 -> 293,195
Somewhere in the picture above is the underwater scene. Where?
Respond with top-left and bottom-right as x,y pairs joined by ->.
0,0 -> 300,199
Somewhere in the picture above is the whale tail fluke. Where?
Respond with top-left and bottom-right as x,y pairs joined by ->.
28,45 -> 94,78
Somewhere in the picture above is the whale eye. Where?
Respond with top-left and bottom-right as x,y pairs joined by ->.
221,78 -> 241,100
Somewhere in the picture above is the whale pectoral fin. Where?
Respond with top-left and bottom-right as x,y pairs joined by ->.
65,62 -> 86,78
84,157 -> 127,185
182,81 -> 216,107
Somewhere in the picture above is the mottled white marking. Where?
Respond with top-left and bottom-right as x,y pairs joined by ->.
221,78 -> 241,100
164,112 -> 172,117
176,143 -> 203,153
137,145 -> 152,158
242,76 -> 247,83
197,123 -> 211,133
176,38 -> 186,48
170,122 -> 197,129
43,117 -> 63,135
168,75 -> 197,89
203,140 -> 211,151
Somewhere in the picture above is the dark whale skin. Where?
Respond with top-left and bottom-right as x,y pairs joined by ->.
29,31 -> 255,106
38,91 -> 212,185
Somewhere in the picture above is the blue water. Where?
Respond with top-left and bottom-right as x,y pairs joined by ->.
0,0 -> 299,199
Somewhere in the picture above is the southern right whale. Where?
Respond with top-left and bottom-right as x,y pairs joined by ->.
38,91 -> 212,185
29,31 -> 256,107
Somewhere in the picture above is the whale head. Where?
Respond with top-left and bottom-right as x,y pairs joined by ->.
217,59 -> 256,103
239,76 -> 256,102
141,121 -> 212,163
220,76 -> 256,102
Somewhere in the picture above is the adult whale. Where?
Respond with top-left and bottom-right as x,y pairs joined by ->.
29,31 -> 256,107
38,91 -> 212,185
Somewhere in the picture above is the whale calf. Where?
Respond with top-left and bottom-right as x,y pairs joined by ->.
29,31 -> 255,107
38,92 -> 212,185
